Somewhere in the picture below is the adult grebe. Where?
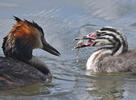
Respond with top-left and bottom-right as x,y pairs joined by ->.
75,26 -> 136,73
0,16 -> 60,89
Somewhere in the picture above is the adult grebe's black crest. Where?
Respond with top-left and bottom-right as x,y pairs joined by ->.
0,16 -> 60,89
75,26 -> 136,72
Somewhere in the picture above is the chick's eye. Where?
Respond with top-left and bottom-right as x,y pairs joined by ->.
97,33 -> 101,36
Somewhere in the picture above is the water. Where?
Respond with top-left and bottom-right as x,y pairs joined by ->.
0,0 -> 136,100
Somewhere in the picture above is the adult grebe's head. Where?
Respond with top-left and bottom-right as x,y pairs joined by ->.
75,26 -> 128,55
2,16 -> 60,61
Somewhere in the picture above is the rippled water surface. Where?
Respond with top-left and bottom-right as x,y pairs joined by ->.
1,0 -> 136,100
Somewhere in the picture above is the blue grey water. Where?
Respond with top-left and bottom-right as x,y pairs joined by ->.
0,0 -> 136,100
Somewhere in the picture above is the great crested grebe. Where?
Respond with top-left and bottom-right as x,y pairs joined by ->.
75,26 -> 136,73
0,16 -> 60,89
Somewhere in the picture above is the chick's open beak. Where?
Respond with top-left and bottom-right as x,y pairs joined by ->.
42,39 -> 60,56
75,34 -> 96,49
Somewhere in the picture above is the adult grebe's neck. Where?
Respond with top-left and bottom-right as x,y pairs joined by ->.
28,56 -> 52,76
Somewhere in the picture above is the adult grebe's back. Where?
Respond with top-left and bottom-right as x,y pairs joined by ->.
0,57 -> 51,89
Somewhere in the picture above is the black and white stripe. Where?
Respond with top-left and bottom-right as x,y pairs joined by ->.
95,26 -> 128,55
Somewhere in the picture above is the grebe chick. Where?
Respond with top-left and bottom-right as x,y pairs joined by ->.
75,26 -> 136,73
0,16 -> 60,89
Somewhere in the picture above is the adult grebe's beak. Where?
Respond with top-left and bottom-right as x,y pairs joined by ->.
42,38 -> 60,56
